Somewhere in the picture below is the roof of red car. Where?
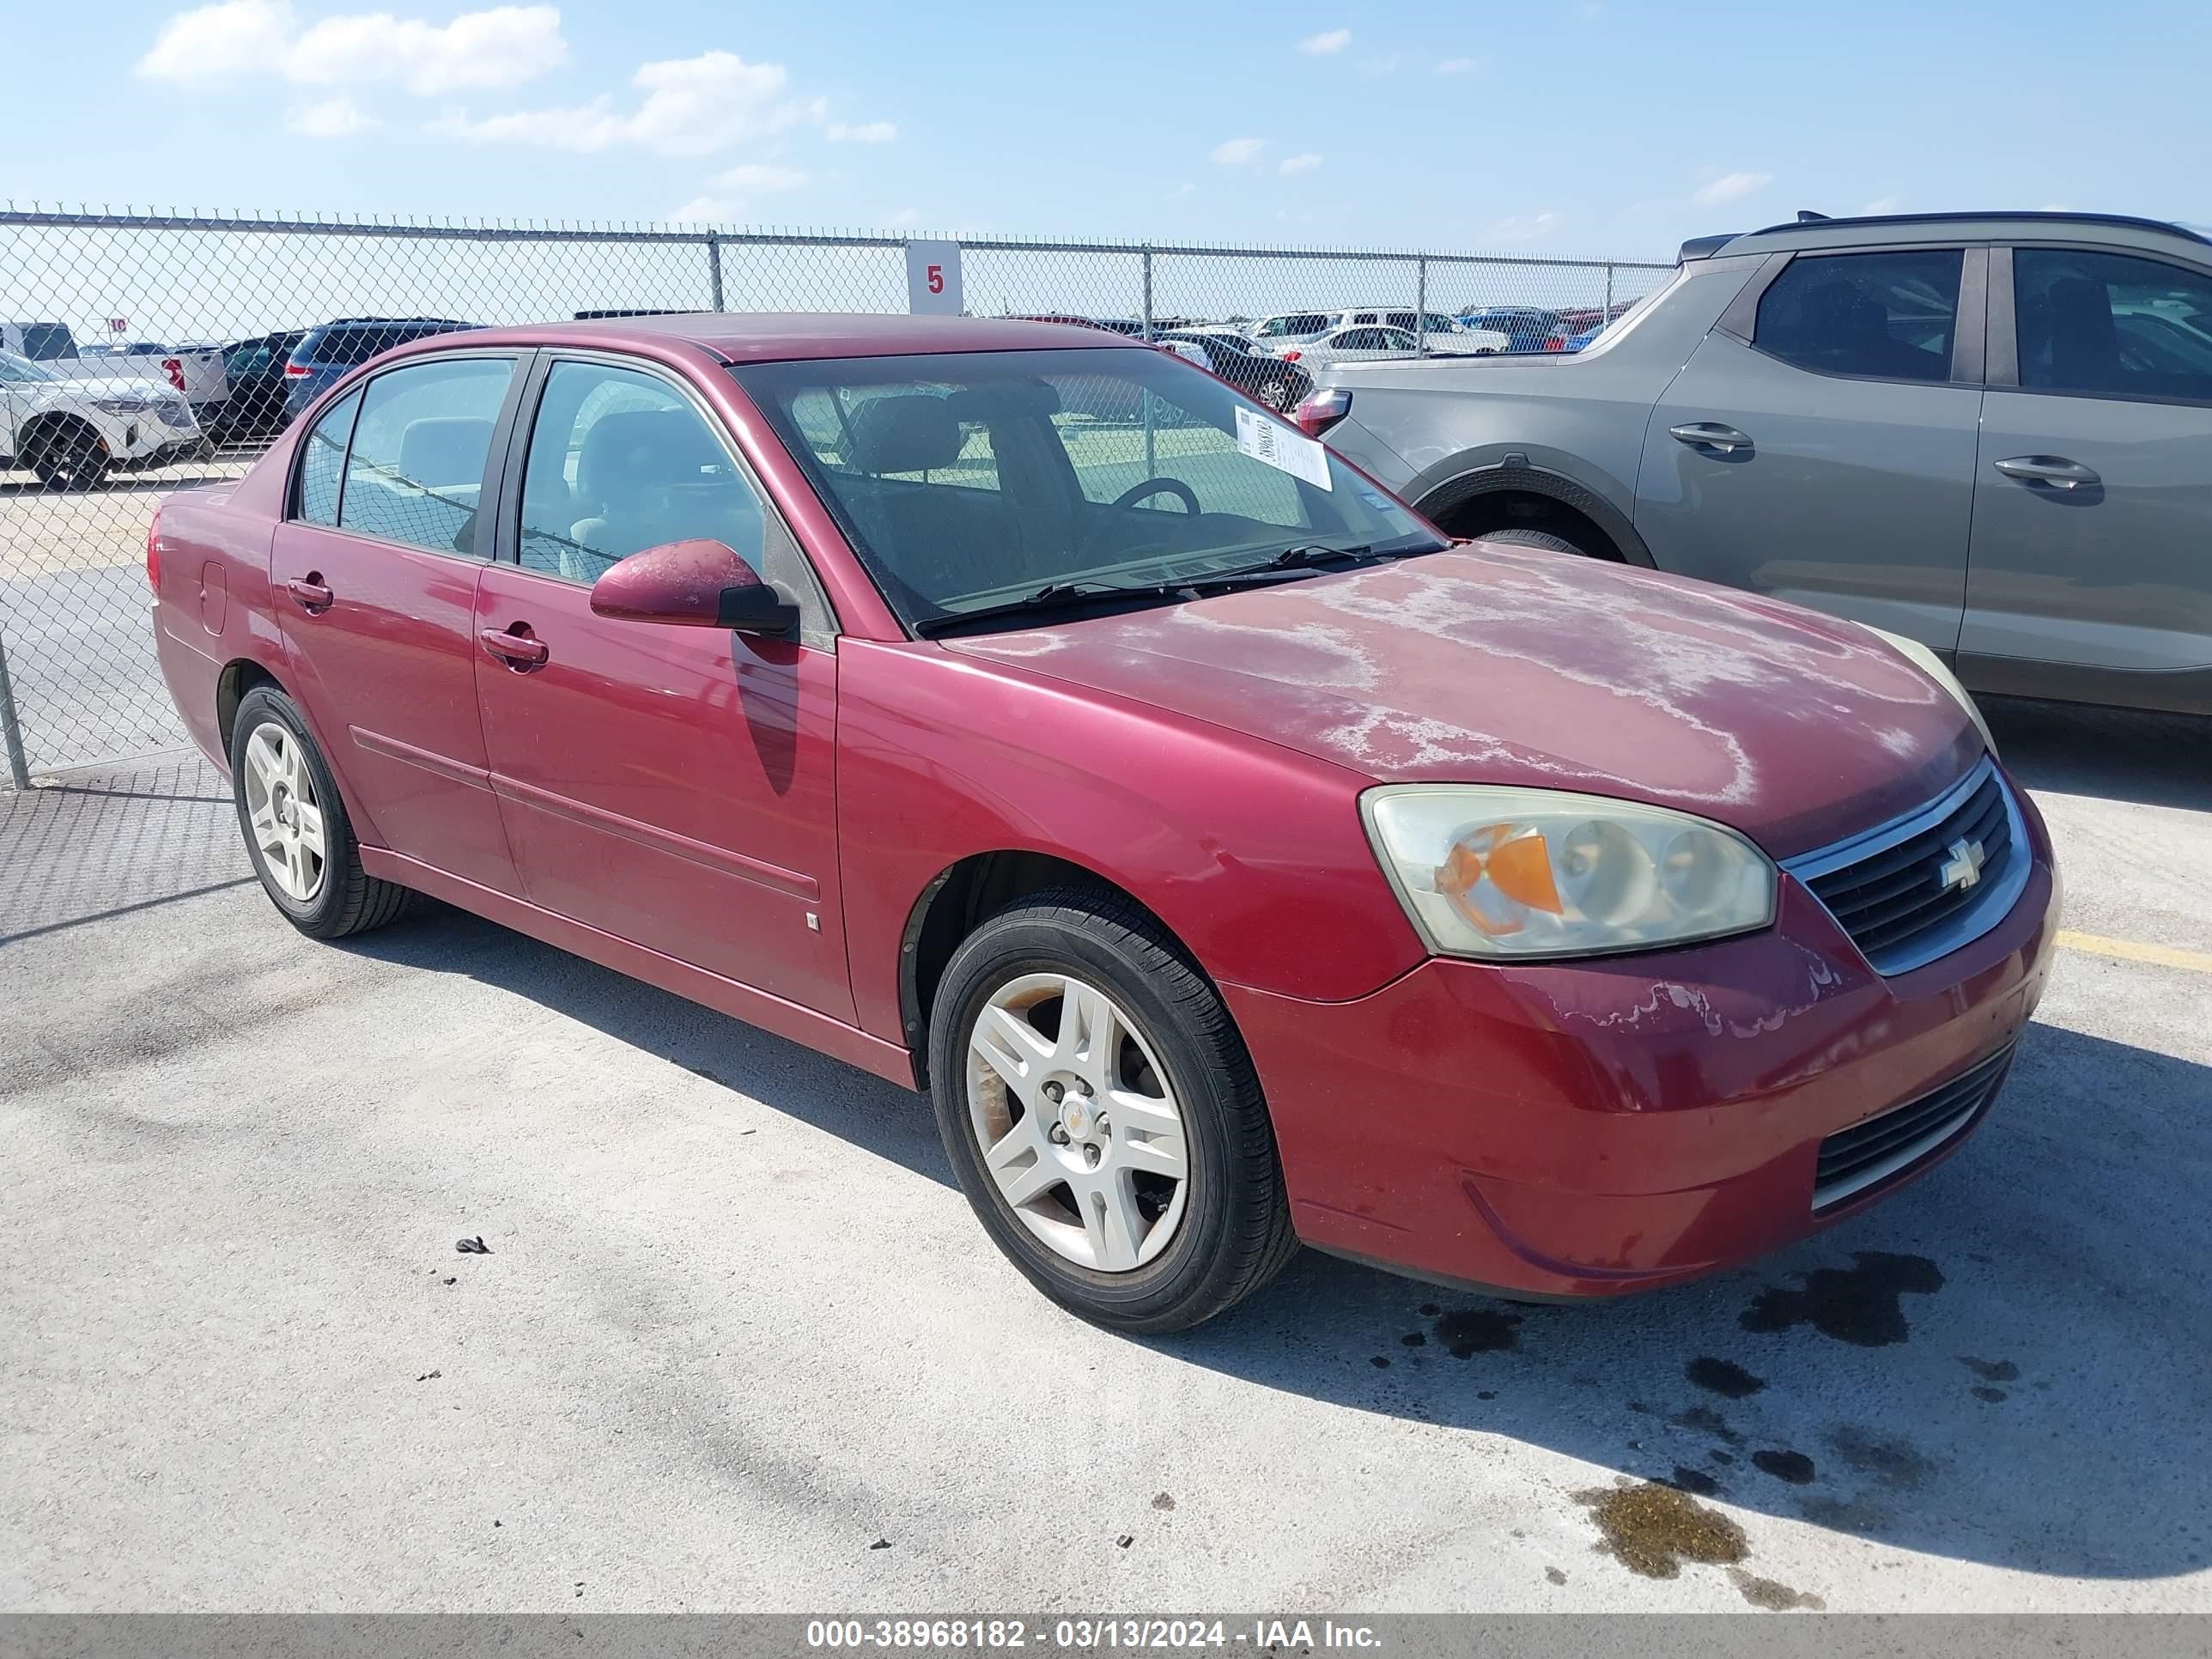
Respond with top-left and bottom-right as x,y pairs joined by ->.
457,312 -> 1138,362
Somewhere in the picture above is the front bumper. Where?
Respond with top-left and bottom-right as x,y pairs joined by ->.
1224,779 -> 2060,1297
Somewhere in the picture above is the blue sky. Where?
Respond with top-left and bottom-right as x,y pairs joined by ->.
9,1 -> 2209,258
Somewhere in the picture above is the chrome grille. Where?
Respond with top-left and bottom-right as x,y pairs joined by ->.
1814,1044 -> 2014,1210
1784,757 -> 2027,976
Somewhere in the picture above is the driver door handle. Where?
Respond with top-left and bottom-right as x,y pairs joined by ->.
285,575 -> 333,611
1669,422 -> 1753,454
478,626 -> 550,668
1994,455 -> 2100,489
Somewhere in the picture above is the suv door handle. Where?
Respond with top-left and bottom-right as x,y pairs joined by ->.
285,574 -> 333,611
478,625 -> 550,669
1669,422 -> 1753,454
1994,455 -> 2100,489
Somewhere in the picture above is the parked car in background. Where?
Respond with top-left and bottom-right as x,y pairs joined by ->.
1458,307 -> 1564,352
1152,328 -> 1312,409
211,329 -> 312,441
0,347 -> 203,487
1309,209 -> 2212,714
150,312 -> 2055,1332
3,322 -> 228,412
281,318 -> 478,420
1254,307 -> 1506,356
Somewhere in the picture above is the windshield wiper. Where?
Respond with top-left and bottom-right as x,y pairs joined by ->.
913,580 -> 1194,638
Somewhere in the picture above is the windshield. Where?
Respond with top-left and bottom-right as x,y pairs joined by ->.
737,347 -> 1443,632
0,349 -> 60,383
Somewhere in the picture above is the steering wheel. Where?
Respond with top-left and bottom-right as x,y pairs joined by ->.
1076,477 -> 1201,559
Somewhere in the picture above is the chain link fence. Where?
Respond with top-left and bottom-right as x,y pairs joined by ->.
0,206 -> 1673,786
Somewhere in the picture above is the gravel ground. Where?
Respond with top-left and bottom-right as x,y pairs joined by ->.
2,697 -> 2208,1613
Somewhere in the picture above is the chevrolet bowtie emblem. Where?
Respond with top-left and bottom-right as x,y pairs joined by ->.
1939,836 -> 1987,894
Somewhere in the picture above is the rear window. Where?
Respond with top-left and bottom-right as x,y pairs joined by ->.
1754,249 -> 1962,382
20,325 -> 76,362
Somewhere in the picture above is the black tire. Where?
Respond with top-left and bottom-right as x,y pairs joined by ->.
228,684 -> 416,939
1470,526 -> 1610,562
927,884 -> 1298,1334
28,422 -> 110,491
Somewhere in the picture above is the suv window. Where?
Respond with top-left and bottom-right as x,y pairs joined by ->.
1754,249 -> 1962,382
518,361 -> 766,584
295,388 -> 362,526
2015,247 -> 2212,402
309,323 -> 458,367
337,356 -> 514,556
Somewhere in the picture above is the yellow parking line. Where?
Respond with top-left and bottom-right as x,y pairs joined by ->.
2057,930 -> 2212,975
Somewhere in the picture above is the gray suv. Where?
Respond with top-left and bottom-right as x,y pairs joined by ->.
1310,210 -> 2212,715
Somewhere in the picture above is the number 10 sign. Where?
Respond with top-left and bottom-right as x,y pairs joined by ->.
905,240 -> 963,315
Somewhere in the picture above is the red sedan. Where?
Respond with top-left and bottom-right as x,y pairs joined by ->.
149,313 -> 2059,1332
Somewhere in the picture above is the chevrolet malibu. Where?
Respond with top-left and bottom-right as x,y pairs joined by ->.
149,314 -> 2060,1332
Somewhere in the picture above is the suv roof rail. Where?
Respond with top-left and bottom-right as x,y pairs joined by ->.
1737,209 -> 2212,246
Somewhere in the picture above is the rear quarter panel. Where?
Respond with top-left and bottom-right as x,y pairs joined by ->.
1319,258 -> 1759,522
150,479 -> 286,773
833,638 -> 1429,1044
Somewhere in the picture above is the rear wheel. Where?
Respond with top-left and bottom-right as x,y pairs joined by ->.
928,884 -> 1298,1333
229,685 -> 415,939
1469,526 -> 1608,562
1256,376 -> 1295,411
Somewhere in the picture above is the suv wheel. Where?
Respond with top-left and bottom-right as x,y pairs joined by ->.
30,424 -> 110,491
928,884 -> 1298,1333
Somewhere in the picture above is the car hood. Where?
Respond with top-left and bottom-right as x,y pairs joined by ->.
73,374 -> 179,398
946,545 -> 1983,859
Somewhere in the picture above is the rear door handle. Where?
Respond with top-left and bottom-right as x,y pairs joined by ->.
478,625 -> 550,668
1994,455 -> 2100,489
285,575 -> 333,611
1668,422 -> 1753,454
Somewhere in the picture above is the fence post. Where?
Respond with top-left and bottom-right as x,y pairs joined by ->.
1603,262 -> 1615,322
0,623 -> 31,790
1140,245 -> 1157,471
1415,255 -> 1428,358
706,233 -> 726,312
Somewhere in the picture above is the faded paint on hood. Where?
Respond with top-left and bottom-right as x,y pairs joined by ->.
946,545 -> 1982,859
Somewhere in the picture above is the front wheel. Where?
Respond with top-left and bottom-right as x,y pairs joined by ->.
928,885 -> 1298,1333
29,425 -> 110,491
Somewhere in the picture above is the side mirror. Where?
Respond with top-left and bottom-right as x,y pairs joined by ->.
588,538 -> 799,639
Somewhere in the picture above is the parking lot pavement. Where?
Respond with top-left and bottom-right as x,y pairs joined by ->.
3,700 -> 2209,1613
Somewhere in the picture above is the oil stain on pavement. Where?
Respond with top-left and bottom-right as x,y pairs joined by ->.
1432,1308 -> 1522,1357
1685,1357 -> 1765,1398
1577,1481 -> 1747,1578
1738,1251 -> 1944,1346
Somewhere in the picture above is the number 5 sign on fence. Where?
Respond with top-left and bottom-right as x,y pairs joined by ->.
906,240 -> 963,315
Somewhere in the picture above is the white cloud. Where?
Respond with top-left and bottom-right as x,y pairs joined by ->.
1858,195 -> 1901,215
1297,27 -> 1351,54
138,2 -> 565,94
1485,211 -> 1560,245
437,50 -> 802,155
1210,137 -> 1266,164
1692,170 -> 1773,207
664,164 -> 806,225
826,119 -> 896,143
1434,56 -> 1475,75
285,95 -> 376,136
1278,152 -> 1322,176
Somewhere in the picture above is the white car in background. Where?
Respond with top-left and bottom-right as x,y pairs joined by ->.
1265,323 -> 1499,371
1249,307 -> 1509,356
0,349 -> 204,489
2,322 -> 230,419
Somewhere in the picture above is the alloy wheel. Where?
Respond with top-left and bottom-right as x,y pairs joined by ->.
242,720 -> 327,902
966,972 -> 1191,1272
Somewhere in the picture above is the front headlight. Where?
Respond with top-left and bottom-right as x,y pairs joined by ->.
1860,623 -> 1997,758
91,395 -> 154,415
1361,786 -> 1777,960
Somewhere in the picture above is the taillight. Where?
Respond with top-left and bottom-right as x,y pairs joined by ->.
1293,387 -> 1352,438
1279,349 -> 1302,363
283,362 -> 312,376
146,507 -> 162,592
1544,336 -> 1566,352
161,357 -> 185,391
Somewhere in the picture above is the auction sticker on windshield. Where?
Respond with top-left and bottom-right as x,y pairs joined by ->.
1234,405 -> 1331,490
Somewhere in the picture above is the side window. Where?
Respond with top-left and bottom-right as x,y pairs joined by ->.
1753,249 -> 1962,382
337,356 -> 513,556
2016,248 -> 2212,402
294,388 -> 362,526
518,361 -> 766,585
1253,317 -> 1285,338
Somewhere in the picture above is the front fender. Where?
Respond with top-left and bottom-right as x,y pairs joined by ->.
834,639 -> 1428,1044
